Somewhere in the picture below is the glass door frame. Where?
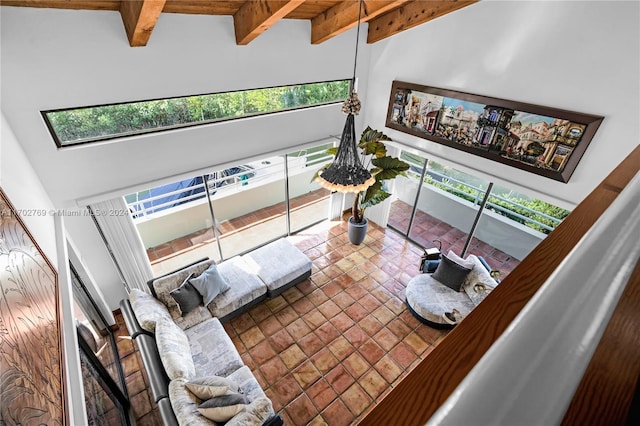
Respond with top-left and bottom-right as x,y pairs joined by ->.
70,262 -> 131,424
77,331 -> 131,425
388,151 -> 495,254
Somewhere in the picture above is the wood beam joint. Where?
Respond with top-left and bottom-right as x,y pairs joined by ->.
119,0 -> 167,47
233,0 -> 304,45
311,0 -> 409,44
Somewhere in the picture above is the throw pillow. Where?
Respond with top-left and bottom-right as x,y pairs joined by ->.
462,255 -> 498,306
446,250 -> 475,270
198,393 -> 249,422
155,317 -> 195,380
153,260 -> 216,320
189,264 -> 231,306
186,376 -> 240,400
432,253 -> 473,292
129,289 -> 172,332
169,273 -> 202,316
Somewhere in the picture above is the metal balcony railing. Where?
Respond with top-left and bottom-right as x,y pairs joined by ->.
125,143 -> 335,219
404,157 -> 564,233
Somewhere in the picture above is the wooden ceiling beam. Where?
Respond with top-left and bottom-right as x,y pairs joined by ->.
311,0 -> 409,45
1,0 -> 478,46
233,0 -> 305,45
0,1 -> 119,10
119,0 -> 167,47
366,0 -> 477,43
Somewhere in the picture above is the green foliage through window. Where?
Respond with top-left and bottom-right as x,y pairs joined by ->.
425,176 -> 570,234
44,80 -> 350,147
400,151 -> 570,234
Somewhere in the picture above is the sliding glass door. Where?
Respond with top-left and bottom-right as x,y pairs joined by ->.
211,159 -> 288,259
389,148 -> 571,279
125,139 -> 337,273
287,143 -> 333,233
408,159 -> 490,255
388,152 -> 427,236
466,185 -> 569,277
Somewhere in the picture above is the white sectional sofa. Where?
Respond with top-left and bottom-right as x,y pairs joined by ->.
120,237 -> 312,425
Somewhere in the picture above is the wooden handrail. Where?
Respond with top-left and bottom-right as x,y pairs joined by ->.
561,257 -> 640,424
359,145 -> 640,426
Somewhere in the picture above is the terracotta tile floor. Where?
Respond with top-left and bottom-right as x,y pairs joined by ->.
116,198 -> 523,425
116,220 -> 454,425
224,226 -> 439,425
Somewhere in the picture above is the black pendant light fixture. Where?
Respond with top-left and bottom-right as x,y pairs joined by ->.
315,0 -> 375,194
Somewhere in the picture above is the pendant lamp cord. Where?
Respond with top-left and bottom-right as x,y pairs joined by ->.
351,0 -> 364,90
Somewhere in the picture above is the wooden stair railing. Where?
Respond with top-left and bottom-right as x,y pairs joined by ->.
358,145 -> 640,426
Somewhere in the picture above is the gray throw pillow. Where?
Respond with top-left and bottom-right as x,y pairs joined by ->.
170,273 -> 201,315
189,264 -> 231,305
432,254 -> 472,292
198,393 -> 249,422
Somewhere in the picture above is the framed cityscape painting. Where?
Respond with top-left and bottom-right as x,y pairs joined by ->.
385,80 -> 604,182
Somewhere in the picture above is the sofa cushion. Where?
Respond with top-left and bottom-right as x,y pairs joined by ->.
446,250 -> 475,270
186,317 -> 244,378
129,289 -> 172,333
197,393 -> 249,423
186,376 -> 240,400
209,257 -> 267,320
226,366 -> 268,402
462,255 -> 498,306
171,306 -> 213,331
432,252 -> 473,292
169,378 -> 273,426
242,238 -> 312,293
226,397 -> 274,426
156,317 -> 196,380
405,274 -> 475,326
170,274 -> 202,316
190,264 -> 231,305
153,259 -> 217,319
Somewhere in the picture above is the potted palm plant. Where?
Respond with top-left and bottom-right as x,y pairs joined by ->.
315,126 -> 410,244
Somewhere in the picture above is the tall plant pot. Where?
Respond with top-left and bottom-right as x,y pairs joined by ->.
348,217 -> 368,245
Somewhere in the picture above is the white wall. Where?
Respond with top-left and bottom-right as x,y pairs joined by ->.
363,0 -> 640,208
2,1 -> 638,302
0,7 -> 370,309
0,8 -> 368,206
64,215 -> 126,311
0,112 -> 57,261
0,111 -> 86,425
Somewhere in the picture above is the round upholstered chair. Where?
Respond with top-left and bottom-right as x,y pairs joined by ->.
405,254 -> 498,328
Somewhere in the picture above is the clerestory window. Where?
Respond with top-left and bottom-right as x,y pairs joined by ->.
43,79 -> 350,147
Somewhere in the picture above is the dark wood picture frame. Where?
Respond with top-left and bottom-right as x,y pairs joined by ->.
0,188 -> 67,425
385,80 -> 604,182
